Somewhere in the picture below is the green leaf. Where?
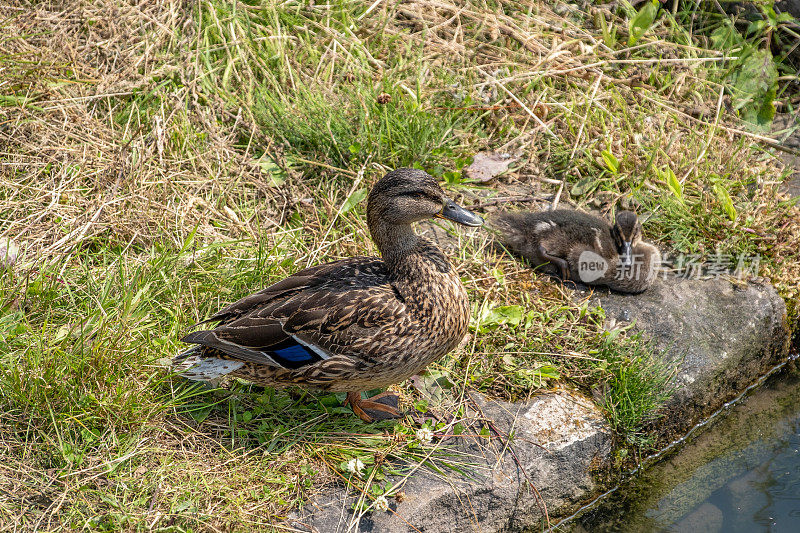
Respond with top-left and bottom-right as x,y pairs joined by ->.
442,170 -> 462,184
658,165 -> 682,201
410,370 -> 453,404
413,399 -> 429,413
628,0 -> 660,46
512,364 -> 561,387
746,19 -> 767,36
0,94 -> 30,107
710,20 -> 744,49
474,304 -> 525,331
729,48 -> 778,127
570,176 -> 594,197
601,149 -> 620,175
172,499 -> 197,513
256,156 -> 287,187
713,184 -> 737,221
188,404 -> 213,423
341,188 -> 368,214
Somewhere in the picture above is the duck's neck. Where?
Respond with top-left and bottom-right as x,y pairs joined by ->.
371,222 -> 452,280
371,223 -> 419,267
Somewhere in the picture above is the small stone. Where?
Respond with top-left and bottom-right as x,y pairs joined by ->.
0,238 -> 19,268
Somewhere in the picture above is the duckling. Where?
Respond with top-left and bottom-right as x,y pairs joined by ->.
490,209 -> 660,293
173,168 -> 484,422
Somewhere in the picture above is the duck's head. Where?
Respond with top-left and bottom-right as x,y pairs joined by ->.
611,210 -> 642,266
367,168 -> 484,229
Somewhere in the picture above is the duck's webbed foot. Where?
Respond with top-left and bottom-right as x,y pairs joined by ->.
345,391 -> 401,423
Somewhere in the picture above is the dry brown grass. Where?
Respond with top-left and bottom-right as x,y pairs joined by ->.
1,2 -> 292,257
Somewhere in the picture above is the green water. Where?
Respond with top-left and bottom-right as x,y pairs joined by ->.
571,365 -> 800,532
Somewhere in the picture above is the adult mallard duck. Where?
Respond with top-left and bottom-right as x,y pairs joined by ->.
490,209 -> 660,294
174,168 -> 483,422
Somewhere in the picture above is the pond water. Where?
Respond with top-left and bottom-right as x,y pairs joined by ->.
566,362 -> 800,533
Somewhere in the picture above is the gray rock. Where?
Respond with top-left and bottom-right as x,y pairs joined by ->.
672,502 -> 724,533
584,275 -> 791,437
776,0 -> 800,18
294,391 -> 613,532
721,464 -> 772,526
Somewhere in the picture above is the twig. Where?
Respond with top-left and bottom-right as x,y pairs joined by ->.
477,67 -> 557,139
679,83 -> 725,185
641,94 -> 800,157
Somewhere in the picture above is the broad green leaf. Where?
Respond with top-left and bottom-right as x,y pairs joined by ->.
713,184 -> 737,221
571,176 -> 594,197
256,156 -> 287,187
628,0 -> 660,46
474,304 -> 525,331
341,188 -> 368,214
601,150 -> 620,175
729,48 -> 778,127
710,20 -> 743,49
658,165 -> 682,201
746,19 -> 767,36
410,370 -> 453,403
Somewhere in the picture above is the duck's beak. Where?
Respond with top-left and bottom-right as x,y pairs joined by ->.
619,242 -> 633,266
437,200 -> 484,227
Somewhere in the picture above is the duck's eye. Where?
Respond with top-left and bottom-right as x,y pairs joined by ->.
406,191 -> 432,201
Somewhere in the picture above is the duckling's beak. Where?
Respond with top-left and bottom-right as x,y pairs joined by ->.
620,242 -> 633,266
437,200 -> 484,227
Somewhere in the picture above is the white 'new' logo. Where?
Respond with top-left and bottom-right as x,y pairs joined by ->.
577,250 -> 608,282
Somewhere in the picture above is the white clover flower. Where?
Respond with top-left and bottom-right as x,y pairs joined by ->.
373,495 -> 389,512
345,457 -> 365,476
416,427 -> 434,445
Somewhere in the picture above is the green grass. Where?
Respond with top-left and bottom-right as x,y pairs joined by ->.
1,0 -> 798,529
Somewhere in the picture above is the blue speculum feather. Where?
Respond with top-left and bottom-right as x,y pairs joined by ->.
274,343 -> 315,363
265,338 -> 325,369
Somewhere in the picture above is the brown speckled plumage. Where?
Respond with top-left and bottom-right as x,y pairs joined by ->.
174,168 -> 483,421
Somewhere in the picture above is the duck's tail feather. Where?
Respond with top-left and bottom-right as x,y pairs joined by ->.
172,346 -> 244,381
